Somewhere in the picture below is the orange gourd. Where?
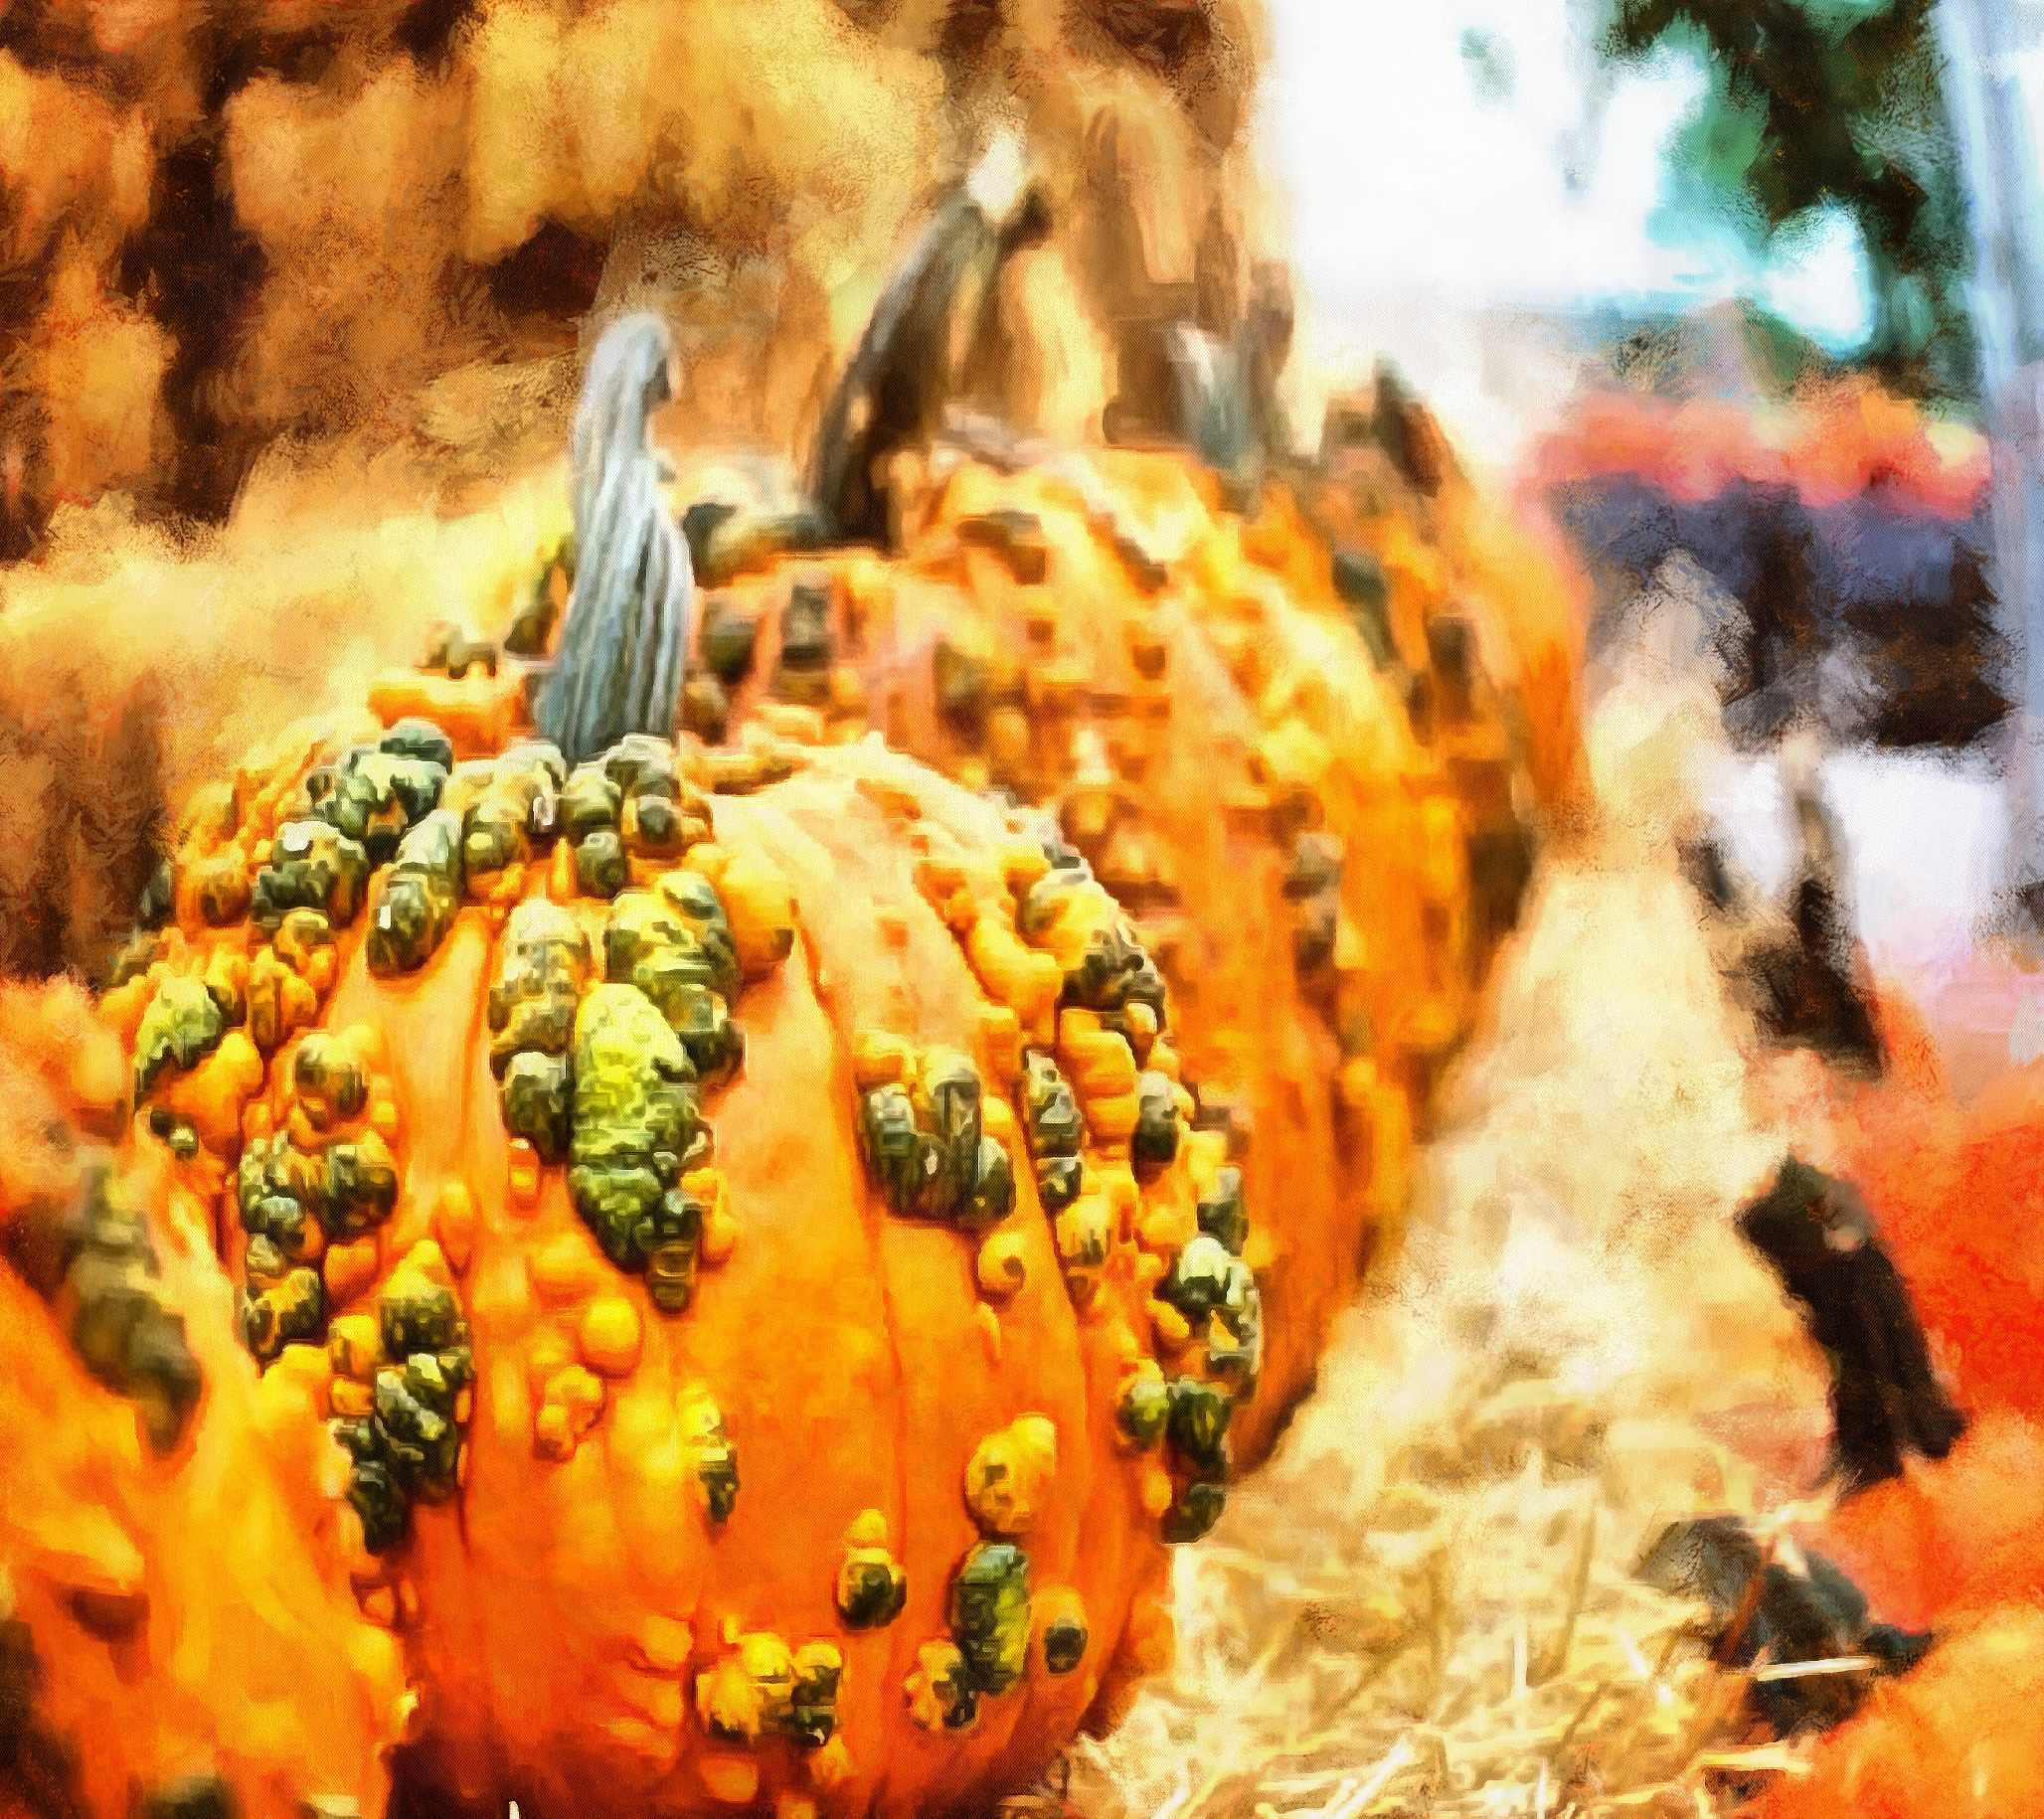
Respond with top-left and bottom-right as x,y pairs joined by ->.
1307,372 -> 1588,827
1743,1603 -> 2044,1819
1804,1409 -> 2044,1635
1775,972 -> 2044,1434
0,983 -> 405,1819
538,435 -> 1573,1461
81,643 -> 1260,1815
1735,973 -> 2044,1816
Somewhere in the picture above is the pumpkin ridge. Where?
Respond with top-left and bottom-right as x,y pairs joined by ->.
703,794 -> 926,1810
888,909 -> 1092,1805
444,905 -> 500,1568
717,773 -> 1040,1802
884,797 -> 1154,1777
719,751 -> 1197,1806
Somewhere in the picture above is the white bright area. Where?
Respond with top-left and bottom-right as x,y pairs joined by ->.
1258,0 -> 1874,465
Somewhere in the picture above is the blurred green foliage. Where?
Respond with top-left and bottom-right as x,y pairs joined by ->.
1460,28 -> 1517,103
1596,0 -> 1978,399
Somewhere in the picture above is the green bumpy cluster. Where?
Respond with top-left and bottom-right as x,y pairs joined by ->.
250,719 -> 454,934
365,809 -> 463,976
292,1032 -> 369,1130
1131,1069 -> 1182,1178
1020,855 -> 1168,1022
837,1556 -> 909,1631
1195,1164 -> 1250,1254
781,1648 -> 843,1749
1113,1365 -> 1238,1547
1116,1369 -> 1172,1448
1161,1378 -> 1233,1544
456,732 -> 706,901
334,1265 -> 474,1554
1021,1051 -> 1085,1210
568,984 -> 709,1301
553,736 -> 708,900
561,766 -> 627,898
238,1120 -> 398,1247
463,736 -> 753,1315
1013,833 -> 1250,1543
1041,1609 -> 1089,1676
55,1171 -> 204,1454
241,1240 -> 325,1362
698,1636 -> 845,1752
488,900 -> 591,1165
682,1389 -> 740,1524
603,877 -> 744,1084
130,973 -> 228,1098
251,819 -> 372,933
1161,1232 -> 1264,1380
457,740 -> 566,883
307,727 -> 450,863
858,1048 -> 1015,1229
237,1031 -> 400,1364
946,1543 -> 1033,1717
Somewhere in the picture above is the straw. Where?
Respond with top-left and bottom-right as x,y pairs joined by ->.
996,629 -> 1847,1818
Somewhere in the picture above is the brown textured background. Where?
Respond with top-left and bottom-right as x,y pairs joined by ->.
0,0 -> 1273,980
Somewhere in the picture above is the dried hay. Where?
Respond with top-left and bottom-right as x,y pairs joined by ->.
1013,570 -> 1835,1817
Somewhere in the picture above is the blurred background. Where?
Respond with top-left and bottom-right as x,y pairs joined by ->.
1262,0 -> 2040,1050
1265,0 -> 1903,457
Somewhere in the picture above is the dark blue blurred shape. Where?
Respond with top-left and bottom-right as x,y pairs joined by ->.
1553,475 -> 2007,747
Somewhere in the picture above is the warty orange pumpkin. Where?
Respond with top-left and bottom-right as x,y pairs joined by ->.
84,577 -> 1261,1814
505,401 -> 1573,1464
0,982 -> 407,1819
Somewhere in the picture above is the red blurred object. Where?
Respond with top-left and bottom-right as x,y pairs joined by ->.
1748,963 -> 2044,1815
1834,1054 -> 2044,1429
1531,381 -> 1988,522
1803,1410 -> 2044,1633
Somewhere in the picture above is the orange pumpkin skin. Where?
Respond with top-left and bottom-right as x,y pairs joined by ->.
1304,397 -> 1589,834
657,445 -> 1554,1460
1718,986 -> 2044,1817
1810,1051 -> 2044,1432
1799,1410 -> 2044,1637
103,678 -> 1253,1816
0,985 -> 405,1819
1743,1603 -> 2044,1819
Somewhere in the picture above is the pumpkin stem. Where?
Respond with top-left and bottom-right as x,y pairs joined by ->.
807,129 -> 1049,545
1163,259 -> 1294,501
538,310 -> 694,764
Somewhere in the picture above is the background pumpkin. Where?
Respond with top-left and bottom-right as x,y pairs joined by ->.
1740,1602 -> 2044,1819
96,654 -> 1261,1816
0,982 -> 406,1819
504,426 -> 1579,1464
1306,366 -> 1588,831
1716,981 -> 2044,1818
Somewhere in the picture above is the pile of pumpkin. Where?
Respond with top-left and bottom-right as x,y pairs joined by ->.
0,300 -> 1585,1816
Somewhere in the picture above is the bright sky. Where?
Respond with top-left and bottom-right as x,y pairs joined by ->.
1261,0 -> 1876,345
